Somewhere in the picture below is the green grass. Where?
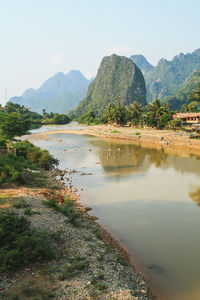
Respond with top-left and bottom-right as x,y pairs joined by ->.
2,282 -> 55,299
111,130 -> 121,133
114,253 -> 127,266
42,198 -> 80,226
24,207 -> 33,216
13,198 -> 30,209
83,234 -> 93,241
59,256 -> 89,280
91,273 -> 106,291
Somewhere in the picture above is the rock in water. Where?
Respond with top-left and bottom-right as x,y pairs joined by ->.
76,54 -> 147,117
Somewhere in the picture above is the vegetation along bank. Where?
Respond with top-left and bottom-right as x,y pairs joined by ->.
0,98 -> 156,299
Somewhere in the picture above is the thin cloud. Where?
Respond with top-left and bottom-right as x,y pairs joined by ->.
50,52 -> 65,67
106,45 -> 133,56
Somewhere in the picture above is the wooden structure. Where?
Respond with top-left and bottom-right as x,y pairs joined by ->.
173,113 -> 200,125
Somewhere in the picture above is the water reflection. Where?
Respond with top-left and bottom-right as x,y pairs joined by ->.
89,138 -> 200,178
189,186 -> 200,206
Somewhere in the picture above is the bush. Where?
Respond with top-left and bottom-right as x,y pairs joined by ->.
42,113 -> 70,125
169,119 -> 182,130
0,211 -> 54,272
0,137 -> 7,149
42,197 -> 80,225
0,153 -> 37,186
13,140 -> 59,170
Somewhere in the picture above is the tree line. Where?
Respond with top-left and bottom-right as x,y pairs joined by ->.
76,85 -> 200,129
0,102 -> 62,187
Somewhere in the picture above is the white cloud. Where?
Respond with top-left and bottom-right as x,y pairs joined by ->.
50,52 -> 65,67
106,45 -> 133,56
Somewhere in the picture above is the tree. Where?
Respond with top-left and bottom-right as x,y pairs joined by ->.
181,104 -> 188,112
0,112 -> 29,140
146,99 -> 171,129
189,85 -> 200,103
103,103 -> 127,125
188,101 -> 198,112
79,110 -> 96,125
127,102 -> 143,126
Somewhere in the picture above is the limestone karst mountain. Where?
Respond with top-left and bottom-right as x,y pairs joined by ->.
75,54 -> 147,117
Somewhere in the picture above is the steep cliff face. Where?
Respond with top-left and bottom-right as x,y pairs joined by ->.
76,54 -> 146,117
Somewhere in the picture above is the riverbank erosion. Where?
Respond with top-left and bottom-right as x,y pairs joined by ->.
25,124 -> 200,157
0,170 -> 156,300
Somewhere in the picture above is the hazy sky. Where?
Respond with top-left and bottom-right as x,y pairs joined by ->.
0,0 -> 200,104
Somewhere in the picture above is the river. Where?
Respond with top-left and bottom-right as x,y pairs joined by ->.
29,123 -> 200,300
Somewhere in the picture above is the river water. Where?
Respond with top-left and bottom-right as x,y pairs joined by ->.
30,123 -> 200,300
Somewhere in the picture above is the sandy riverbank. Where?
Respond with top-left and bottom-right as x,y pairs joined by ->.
0,169 -> 156,300
26,124 -> 200,157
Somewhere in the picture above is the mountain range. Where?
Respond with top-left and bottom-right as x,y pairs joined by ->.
165,69 -> 200,110
9,48 -> 200,113
10,70 -> 90,114
130,49 -> 200,103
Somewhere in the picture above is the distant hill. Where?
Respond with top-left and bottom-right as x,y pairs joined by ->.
129,54 -> 154,74
75,54 -> 147,117
10,70 -> 90,114
145,48 -> 200,102
165,69 -> 200,110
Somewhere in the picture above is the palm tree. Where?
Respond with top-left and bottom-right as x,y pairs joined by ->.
181,103 -> 188,113
146,99 -> 169,128
128,102 -> 143,126
189,85 -> 200,103
188,101 -> 198,112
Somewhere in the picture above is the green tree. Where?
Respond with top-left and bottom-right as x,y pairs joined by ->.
103,103 -> 127,125
181,103 -> 188,112
146,99 -> 171,129
189,85 -> 200,103
127,102 -> 143,126
188,101 -> 198,112
79,110 -> 96,125
0,112 -> 29,140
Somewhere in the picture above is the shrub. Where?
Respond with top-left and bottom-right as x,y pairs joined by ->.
169,119 -> 182,130
59,256 -> 89,280
13,198 -> 30,209
0,137 -> 7,149
13,140 -> 59,170
0,153 -> 37,186
42,197 -> 80,225
0,211 -> 54,272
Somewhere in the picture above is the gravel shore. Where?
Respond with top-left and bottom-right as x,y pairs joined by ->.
0,171 -> 156,300
26,124 -> 200,157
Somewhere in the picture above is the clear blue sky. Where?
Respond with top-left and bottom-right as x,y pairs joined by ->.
0,0 -> 200,104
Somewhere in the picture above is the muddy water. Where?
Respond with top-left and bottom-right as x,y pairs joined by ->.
30,124 -> 200,300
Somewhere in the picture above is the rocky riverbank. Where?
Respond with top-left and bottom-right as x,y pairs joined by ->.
25,124 -> 200,157
0,169 -> 156,300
